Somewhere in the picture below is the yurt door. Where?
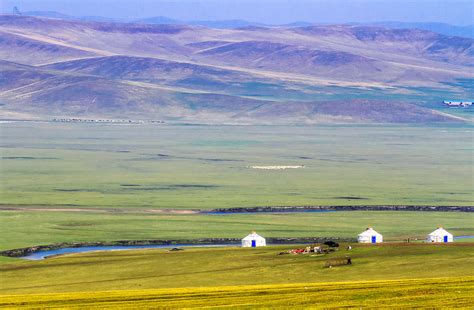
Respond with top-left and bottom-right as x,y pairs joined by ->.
371,236 -> 376,243
251,240 -> 256,247
444,235 -> 448,243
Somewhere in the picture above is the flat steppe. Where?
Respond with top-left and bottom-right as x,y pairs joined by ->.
1,122 -> 473,308
2,123 -> 473,209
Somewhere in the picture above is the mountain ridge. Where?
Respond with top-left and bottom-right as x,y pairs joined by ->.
9,10 -> 474,38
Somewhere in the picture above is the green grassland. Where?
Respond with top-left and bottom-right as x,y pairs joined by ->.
1,277 -> 473,309
1,123 -> 473,308
1,123 -> 473,209
0,244 -> 473,295
0,210 -> 473,251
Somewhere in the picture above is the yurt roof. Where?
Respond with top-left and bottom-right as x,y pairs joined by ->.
358,227 -> 382,236
242,232 -> 264,240
428,227 -> 452,236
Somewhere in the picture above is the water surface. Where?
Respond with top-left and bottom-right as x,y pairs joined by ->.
22,244 -> 237,260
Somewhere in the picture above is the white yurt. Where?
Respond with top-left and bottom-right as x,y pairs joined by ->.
241,231 -> 266,247
358,227 -> 383,243
427,227 -> 453,243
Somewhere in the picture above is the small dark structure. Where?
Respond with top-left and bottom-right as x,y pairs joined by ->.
169,248 -> 184,251
323,241 -> 339,247
13,6 -> 22,15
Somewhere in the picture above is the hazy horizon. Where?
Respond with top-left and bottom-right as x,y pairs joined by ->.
1,0 -> 473,26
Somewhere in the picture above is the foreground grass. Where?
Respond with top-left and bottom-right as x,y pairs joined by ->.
0,210 -> 473,250
1,123 -> 473,209
1,277 -> 473,309
1,244 -> 473,294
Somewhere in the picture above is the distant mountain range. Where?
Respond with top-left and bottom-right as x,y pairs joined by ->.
15,11 -> 474,38
0,15 -> 472,124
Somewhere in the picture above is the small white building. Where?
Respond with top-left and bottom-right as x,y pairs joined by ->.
358,227 -> 383,243
444,101 -> 473,107
427,227 -> 453,243
241,232 -> 266,247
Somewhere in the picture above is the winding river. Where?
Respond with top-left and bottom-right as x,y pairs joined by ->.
17,235 -> 474,260
21,244 -> 238,260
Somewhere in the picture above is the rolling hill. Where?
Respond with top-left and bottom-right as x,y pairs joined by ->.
0,15 -> 472,123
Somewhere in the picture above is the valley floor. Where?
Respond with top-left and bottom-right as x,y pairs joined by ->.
1,122 -> 472,307
2,123 -> 473,209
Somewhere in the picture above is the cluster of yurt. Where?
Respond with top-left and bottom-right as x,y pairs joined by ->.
356,227 -> 454,244
241,227 -> 454,248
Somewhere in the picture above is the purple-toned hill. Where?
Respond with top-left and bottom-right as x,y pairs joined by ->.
0,15 -> 471,123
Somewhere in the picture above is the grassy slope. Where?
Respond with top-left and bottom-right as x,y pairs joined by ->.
0,244 -> 473,295
0,210 -> 473,250
1,277 -> 473,309
1,123 -> 473,209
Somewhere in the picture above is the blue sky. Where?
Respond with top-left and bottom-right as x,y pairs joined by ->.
1,0 -> 473,25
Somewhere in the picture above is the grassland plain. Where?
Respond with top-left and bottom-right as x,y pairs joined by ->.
1,122 -> 473,209
1,277 -> 473,309
0,244 -> 473,294
1,122 -> 473,308
0,210 -> 473,251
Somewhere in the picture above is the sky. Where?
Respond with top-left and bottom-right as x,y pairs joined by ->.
1,0 -> 473,26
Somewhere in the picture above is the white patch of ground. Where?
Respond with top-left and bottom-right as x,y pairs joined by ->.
249,165 -> 305,170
